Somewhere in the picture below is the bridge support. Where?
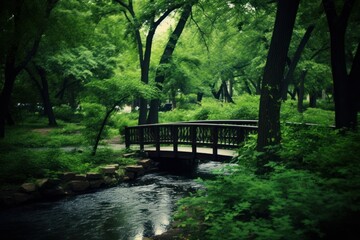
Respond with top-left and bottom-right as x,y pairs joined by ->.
155,157 -> 199,173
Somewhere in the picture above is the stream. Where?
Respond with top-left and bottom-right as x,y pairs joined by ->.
0,161 -> 225,240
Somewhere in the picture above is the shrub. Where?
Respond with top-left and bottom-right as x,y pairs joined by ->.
175,164 -> 358,240
81,102 -> 107,145
175,128 -> 360,240
160,109 -> 195,122
230,95 -> 260,120
53,104 -> 80,122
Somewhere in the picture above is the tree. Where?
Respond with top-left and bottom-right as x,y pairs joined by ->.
0,0 -> 58,138
82,78 -> 155,155
147,4 -> 193,123
25,63 -> 57,126
322,0 -> 359,129
257,0 -> 300,151
114,0 -> 191,124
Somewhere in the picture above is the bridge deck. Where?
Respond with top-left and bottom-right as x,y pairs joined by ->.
144,146 -> 237,161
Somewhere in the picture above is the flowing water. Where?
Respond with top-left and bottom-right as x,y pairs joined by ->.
0,161 -> 225,240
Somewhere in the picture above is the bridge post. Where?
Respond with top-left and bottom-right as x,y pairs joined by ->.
172,125 -> 178,158
155,125 -> 160,158
190,125 -> 197,159
125,127 -> 130,148
212,126 -> 218,161
139,127 -> 144,151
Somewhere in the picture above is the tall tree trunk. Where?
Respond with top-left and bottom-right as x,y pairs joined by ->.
257,0 -> 300,151
297,70 -> 307,113
147,4 -> 192,124
281,24 -> 315,100
26,66 -> 57,126
309,93 -> 317,108
322,0 -> 356,129
348,42 -> 360,128
197,92 -> 203,102
35,66 -> 57,126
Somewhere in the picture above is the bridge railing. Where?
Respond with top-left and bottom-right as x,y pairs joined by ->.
125,121 -> 258,160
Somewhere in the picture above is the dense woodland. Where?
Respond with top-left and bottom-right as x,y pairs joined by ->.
0,0 -> 360,239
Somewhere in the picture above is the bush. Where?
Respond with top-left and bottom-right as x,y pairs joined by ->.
81,102 -> 107,145
111,112 -> 138,135
302,108 -> 334,126
230,95 -> 260,120
160,109 -> 195,122
53,104 -> 81,122
175,129 -> 360,239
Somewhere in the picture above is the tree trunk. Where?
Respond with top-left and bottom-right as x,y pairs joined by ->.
92,105 -> 116,156
26,66 -> 57,126
309,93 -> 317,108
257,0 -> 300,151
147,4 -> 192,124
297,70 -> 307,113
323,0 -> 356,129
281,24 -> 315,100
35,66 -> 57,126
348,42 -> 360,128
197,92 -> 203,102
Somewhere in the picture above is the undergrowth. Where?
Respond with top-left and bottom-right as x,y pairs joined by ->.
175,127 -> 360,239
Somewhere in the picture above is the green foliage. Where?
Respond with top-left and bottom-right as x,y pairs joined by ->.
53,104 -> 82,122
0,146 -> 135,185
175,129 -> 360,239
81,102 -> 107,145
302,108 -> 334,126
160,109 -> 195,123
176,166 -> 339,240
111,112 -> 138,135
230,95 -> 260,120
0,123 -> 85,148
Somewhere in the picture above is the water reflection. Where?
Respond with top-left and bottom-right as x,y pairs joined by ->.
0,162 -> 226,240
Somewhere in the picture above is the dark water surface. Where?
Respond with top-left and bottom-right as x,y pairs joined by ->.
0,162 -> 225,240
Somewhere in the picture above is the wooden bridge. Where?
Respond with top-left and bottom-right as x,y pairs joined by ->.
124,120 -> 258,161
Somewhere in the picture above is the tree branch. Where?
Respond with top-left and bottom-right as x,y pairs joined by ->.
190,11 -> 209,53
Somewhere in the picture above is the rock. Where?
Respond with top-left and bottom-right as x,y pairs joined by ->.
125,165 -> 144,172
152,228 -> 186,240
13,193 -> 33,204
123,152 -> 135,158
126,165 -> 145,177
100,166 -> 117,174
107,164 -> 120,170
19,183 -> 37,193
86,172 -> 103,180
104,176 -> 118,186
36,178 -> 61,190
125,171 -> 136,180
123,176 -> 130,181
73,174 -> 87,181
42,186 -> 66,198
89,179 -> 105,189
60,172 -> 76,182
68,180 -> 90,192
138,159 -> 152,168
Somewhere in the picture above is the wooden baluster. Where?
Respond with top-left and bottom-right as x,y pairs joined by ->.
125,127 -> 130,149
172,125 -> 178,159
191,125 -> 197,159
155,125 -> 160,158
139,127 -> 144,151
213,126 -> 218,161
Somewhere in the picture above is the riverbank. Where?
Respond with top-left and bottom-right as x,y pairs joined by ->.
0,152 -> 157,209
